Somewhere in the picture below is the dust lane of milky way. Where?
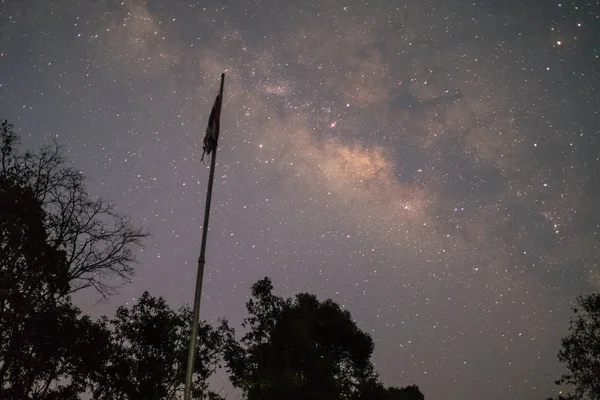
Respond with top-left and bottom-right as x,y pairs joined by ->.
0,0 -> 598,399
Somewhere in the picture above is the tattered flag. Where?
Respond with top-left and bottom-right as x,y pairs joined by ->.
201,92 -> 223,163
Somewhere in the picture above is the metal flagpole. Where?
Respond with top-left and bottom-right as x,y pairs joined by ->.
183,73 -> 225,400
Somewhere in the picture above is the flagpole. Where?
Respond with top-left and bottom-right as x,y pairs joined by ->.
183,73 -> 225,400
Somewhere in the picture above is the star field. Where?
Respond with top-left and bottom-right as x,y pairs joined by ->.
1,0 -> 599,399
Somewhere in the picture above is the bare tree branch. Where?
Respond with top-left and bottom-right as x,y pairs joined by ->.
1,120 -> 149,299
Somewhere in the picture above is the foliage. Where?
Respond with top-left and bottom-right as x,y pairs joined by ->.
0,180 -> 223,399
553,293 -> 600,400
0,174 -> 113,398
0,119 -> 148,398
361,383 -> 425,400
91,292 -> 226,400
1,119 -> 148,299
222,277 -> 422,400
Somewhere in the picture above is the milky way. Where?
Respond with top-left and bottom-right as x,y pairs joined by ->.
1,0 -> 599,399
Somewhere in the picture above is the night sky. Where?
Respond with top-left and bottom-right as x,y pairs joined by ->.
1,0 -> 599,399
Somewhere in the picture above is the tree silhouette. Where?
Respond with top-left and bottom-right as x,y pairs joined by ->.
0,177 -> 222,399
222,277 -> 423,400
363,384 -> 425,400
0,119 -> 148,398
0,175 -> 113,398
552,293 -> 600,400
1,119 -> 148,300
90,292 -> 226,400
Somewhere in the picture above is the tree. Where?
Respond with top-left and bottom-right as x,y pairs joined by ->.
361,384 -> 425,400
552,293 -> 600,400
0,178 -> 223,399
0,175 -> 113,399
222,277 -> 422,400
0,119 -> 148,299
0,119 -> 147,398
91,292 -> 226,400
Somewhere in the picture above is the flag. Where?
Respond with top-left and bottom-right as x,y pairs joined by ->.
201,92 -> 223,162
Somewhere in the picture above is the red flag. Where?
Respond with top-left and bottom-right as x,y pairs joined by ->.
201,92 -> 222,162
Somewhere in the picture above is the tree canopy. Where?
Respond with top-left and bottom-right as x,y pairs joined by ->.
0,119 -> 148,300
91,291 -> 226,400
0,167 -> 112,398
222,277 -> 424,400
0,119 -> 148,398
550,293 -> 600,400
